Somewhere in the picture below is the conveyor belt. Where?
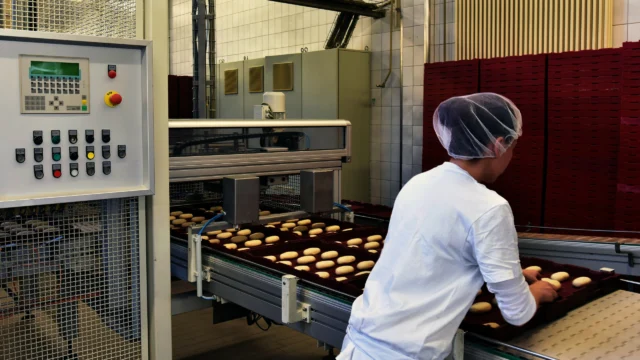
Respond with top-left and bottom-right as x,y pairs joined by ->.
509,290 -> 640,359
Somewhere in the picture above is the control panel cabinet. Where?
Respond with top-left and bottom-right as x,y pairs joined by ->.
0,31 -> 153,207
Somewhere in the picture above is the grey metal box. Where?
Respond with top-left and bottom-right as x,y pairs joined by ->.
300,170 -> 334,214
223,177 -> 260,225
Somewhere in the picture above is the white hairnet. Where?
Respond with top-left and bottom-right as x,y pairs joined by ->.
433,93 -> 523,160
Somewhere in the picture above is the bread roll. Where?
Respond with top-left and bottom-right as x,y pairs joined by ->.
265,236 -> 280,244
201,236 -> 209,241
364,242 -> 380,250
211,206 -> 223,211
469,302 -> 492,314
337,256 -> 356,265
237,229 -> 252,236
265,225 -> 275,228
525,265 -> 542,272
336,277 -> 347,282
293,226 -> 308,232
326,225 -> 340,232
309,228 -> 323,235
551,271 -> 570,282
207,230 -> 222,236
172,219 -> 187,225
297,256 -> 316,265
367,235 -> 383,242
541,278 -> 562,291
572,276 -> 591,288
295,265 -> 310,272
336,265 -> 354,275
231,235 -> 248,243
264,255 -> 277,262
249,232 -> 265,240
280,251 -> 299,260
208,239 -> 220,245
277,261 -> 292,266
303,248 -> 321,256
315,272 -> 330,279
311,222 -> 326,229
259,210 -> 271,216
179,213 -> 193,219
293,231 -> 302,236
238,248 -> 250,251
297,219 -> 311,226
347,238 -> 363,246
368,250 -> 378,254
181,222 -> 194,228
169,216 -> 176,221
192,216 -> 205,223
348,245 -> 359,248
285,219 -> 299,223
245,240 -> 262,247
483,322 -> 500,329
310,235 -> 316,238
355,271 -> 371,276
268,221 -> 281,225
316,260 -> 335,269
170,211 -> 183,217
223,243 -> 237,250
282,223 -> 296,229
321,251 -> 339,260
225,228 -> 237,233
280,228 -> 289,232
357,260 -> 375,270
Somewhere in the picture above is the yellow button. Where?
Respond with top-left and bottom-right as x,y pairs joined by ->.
87,152 -> 95,160
82,99 -> 87,105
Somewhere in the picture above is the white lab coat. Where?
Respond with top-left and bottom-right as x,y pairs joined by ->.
337,162 -> 536,360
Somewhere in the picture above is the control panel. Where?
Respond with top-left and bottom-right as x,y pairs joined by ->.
0,31 -> 153,208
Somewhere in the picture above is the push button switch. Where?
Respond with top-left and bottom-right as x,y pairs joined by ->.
102,145 -> 111,159
33,131 -> 43,145
70,163 -> 79,177
86,146 -> 95,160
102,161 -> 111,175
52,164 -> 62,179
102,129 -> 110,143
86,162 -> 95,176
52,147 -> 61,161
15,148 -> 25,163
69,130 -> 78,144
117,145 -> 126,159
86,130 -> 94,144
51,130 -> 61,144
34,165 -> 44,180
34,148 -> 43,163
69,146 -> 79,161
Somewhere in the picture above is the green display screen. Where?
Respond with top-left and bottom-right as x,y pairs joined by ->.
30,61 -> 80,77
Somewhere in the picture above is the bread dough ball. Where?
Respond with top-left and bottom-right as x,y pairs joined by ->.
231,235 -> 248,243
326,225 -> 341,232
170,211 -> 183,217
311,222 -> 326,229
470,302 -> 492,314
293,226 -> 308,232
172,219 -> 187,225
192,216 -> 205,223
525,265 -> 542,272
282,223 -> 296,229
265,236 -> 280,244
316,260 -> 336,269
297,219 -> 312,226
244,240 -> 262,247
347,238 -> 363,246
367,235 -> 383,242
364,242 -> 380,250
264,256 -> 276,262
336,265 -> 354,275
321,251 -> 339,260
277,261 -> 292,266
259,210 -> 271,216
572,276 -> 592,288
179,213 -> 193,219
368,250 -> 378,254
315,272 -> 330,279
169,216 -> 176,221
293,231 -> 302,236
223,243 -> 237,250
337,256 -> 356,265
249,232 -> 265,240
303,247 -> 321,256
357,260 -> 375,270
483,322 -> 500,329
541,278 -> 562,290
208,239 -> 220,245
225,228 -> 237,233
551,271 -> 570,282
285,219 -> 299,223
335,277 -> 347,282
237,229 -> 252,236
181,222 -> 194,228
309,228 -> 323,235
265,225 -> 275,228
238,248 -> 250,252
355,271 -> 371,276
297,255 -> 316,265
268,221 -> 281,226
206,230 -> 222,236
217,232 -> 233,239
295,265 -> 310,271
280,251 -> 298,260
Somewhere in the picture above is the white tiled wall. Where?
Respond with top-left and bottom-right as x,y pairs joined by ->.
613,0 -> 640,47
168,0 -> 446,206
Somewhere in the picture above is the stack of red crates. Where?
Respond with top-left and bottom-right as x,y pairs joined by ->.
422,60 -> 480,172
616,42 -> 640,231
544,49 -> 622,231
480,55 -> 546,227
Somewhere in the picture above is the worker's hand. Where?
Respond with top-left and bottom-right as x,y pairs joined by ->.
529,281 -> 558,307
522,269 -> 541,284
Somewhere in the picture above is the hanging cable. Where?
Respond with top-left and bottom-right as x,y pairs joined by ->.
198,212 -> 225,235
334,203 -> 353,213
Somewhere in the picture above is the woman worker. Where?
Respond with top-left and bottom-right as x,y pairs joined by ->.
338,93 -> 558,360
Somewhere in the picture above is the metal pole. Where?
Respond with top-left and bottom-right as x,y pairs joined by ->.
197,0 -> 207,118
192,0 -> 199,118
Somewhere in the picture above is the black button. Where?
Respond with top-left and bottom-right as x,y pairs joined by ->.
69,130 -> 78,144
86,162 -> 95,176
34,148 -> 43,163
102,145 -> 111,159
102,161 -> 111,175
69,146 -> 79,161
15,148 -> 25,163
101,129 -> 110,143
34,165 -> 44,180
33,130 -> 43,145
86,130 -> 94,143
117,145 -> 126,159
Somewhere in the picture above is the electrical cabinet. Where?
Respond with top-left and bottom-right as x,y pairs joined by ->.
265,53 -> 302,119
217,61 -> 244,119
243,58 -> 265,119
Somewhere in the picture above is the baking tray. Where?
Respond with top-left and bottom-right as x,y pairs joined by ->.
461,257 -> 620,341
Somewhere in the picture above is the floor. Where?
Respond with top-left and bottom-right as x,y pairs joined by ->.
172,307 -> 335,360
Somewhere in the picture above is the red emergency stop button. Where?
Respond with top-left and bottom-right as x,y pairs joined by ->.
104,91 -> 122,107
53,170 -> 62,178
108,70 -> 117,79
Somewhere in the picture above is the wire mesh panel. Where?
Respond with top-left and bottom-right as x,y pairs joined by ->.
0,0 -> 136,39
0,198 -> 142,360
